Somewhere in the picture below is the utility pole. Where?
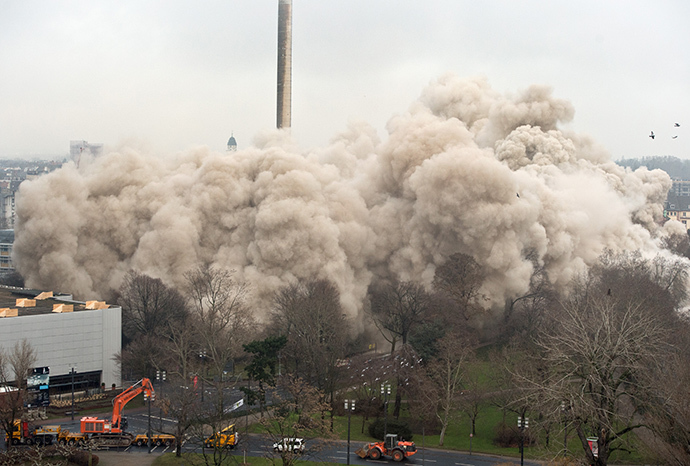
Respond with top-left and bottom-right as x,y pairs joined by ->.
69,365 -> 77,421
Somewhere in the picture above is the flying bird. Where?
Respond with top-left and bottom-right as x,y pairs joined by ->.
649,131 -> 655,139
675,123 -> 681,127
673,135 -> 678,139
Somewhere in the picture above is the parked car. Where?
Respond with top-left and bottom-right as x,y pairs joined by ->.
273,437 -> 305,453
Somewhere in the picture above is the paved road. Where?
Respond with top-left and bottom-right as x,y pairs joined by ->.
4,407 -> 541,466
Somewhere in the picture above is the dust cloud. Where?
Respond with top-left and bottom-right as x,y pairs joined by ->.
12,74 -> 683,325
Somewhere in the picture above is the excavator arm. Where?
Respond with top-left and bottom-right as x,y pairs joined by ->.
111,378 -> 154,432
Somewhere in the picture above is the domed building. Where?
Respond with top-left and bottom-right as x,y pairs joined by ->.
227,135 -> 237,152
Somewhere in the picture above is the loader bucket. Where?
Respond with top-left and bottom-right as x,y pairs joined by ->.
355,446 -> 368,458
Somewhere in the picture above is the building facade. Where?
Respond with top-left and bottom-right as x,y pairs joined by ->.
0,287 -> 121,391
0,230 -> 13,273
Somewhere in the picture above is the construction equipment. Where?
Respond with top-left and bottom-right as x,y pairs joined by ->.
204,424 -> 239,449
356,433 -> 417,462
79,378 -> 154,447
57,429 -> 87,445
5,420 -> 61,446
133,433 -> 176,447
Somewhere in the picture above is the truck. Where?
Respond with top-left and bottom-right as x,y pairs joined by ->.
78,377 -> 155,448
356,434 -> 417,462
5,420 -> 61,446
204,424 -> 239,449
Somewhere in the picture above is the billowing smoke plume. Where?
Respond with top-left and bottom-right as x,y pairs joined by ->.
13,74 -> 682,326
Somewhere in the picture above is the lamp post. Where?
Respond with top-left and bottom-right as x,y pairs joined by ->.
518,416 -> 529,466
156,370 -> 166,430
345,400 -> 355,465
561,401 -> 569,454
198,351 -> 207,403
145,390 -> 155,454
69,365 -> 77,421
381,383 -> 391,438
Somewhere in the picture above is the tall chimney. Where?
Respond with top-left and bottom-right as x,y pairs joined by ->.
277,0 -> 292,129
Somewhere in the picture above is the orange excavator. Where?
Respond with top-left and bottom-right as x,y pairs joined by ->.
78,378 -> 155,447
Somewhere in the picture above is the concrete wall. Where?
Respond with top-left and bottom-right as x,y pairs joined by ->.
0,306 -> 121,387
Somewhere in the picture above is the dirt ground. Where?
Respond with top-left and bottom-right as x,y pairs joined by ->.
95,450 -> 163,466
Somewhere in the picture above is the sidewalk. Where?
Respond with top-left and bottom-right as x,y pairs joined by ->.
96,450 -> 163,466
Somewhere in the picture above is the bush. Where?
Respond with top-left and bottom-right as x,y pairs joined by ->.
368,418 -> 413,441
69,450 -> 99,466
493,421 -> 519,448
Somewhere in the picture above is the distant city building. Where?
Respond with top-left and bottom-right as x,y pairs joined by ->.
70,140 -> 103,167
0,286 -> 121,390
671,179 -> 690,196
0,230 -> 13,272
0,159 -> 62,228
0,192 -> 15,229
665,192 -> 690,230
227,135 -> 237,152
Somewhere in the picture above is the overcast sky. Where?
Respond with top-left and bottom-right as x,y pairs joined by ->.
1,0 -> 688,160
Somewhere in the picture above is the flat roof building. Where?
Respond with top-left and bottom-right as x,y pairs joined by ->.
0,286 -> 121,392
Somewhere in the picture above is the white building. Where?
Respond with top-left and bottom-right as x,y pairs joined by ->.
0,287 -> 121,391
70,140 -> 103,167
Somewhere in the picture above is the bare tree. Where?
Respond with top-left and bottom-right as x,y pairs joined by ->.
260,376 -> 333,466
368,279 -> 431,417
0,339 -> 37,450
637,316 -> 690,465
432,253 -> 485,323
116,333 -> 170,381
422,333 -> 474,445
185,266 -> 254,386
118,270 -> 188,342
272,279 -> 350,423
160,374 -> 200,458
185,265 -> 255,438
526,289 -> 675,465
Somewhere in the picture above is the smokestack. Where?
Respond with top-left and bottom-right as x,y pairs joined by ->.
277,0 -> 292,129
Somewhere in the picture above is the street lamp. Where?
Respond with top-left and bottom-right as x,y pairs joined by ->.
156,370 -> 166,430
198,351 -> 207,402
381,383 -> 391,438
517,416 -> 529,466
145,390 -> 155,454
561,401 -> 569,454
345,400 -> 355,465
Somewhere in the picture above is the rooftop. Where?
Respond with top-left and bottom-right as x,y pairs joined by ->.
0,286 -> 110,318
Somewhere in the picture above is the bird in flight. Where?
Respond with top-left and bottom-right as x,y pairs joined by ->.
649,131 -> 655,139
675,123 -> 681,127
673,135 -> 678,139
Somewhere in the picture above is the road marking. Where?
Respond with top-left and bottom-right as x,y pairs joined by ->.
455,463 -> 475,466
329,456 -> 346,460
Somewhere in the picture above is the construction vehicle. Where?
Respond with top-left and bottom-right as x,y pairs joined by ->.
204,424 -> 239,449
5,420 -> 61,446
356,433 -> 417,462
57,429 -> 88,445
78,378 -> 154,447
133,433 -> 176,447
